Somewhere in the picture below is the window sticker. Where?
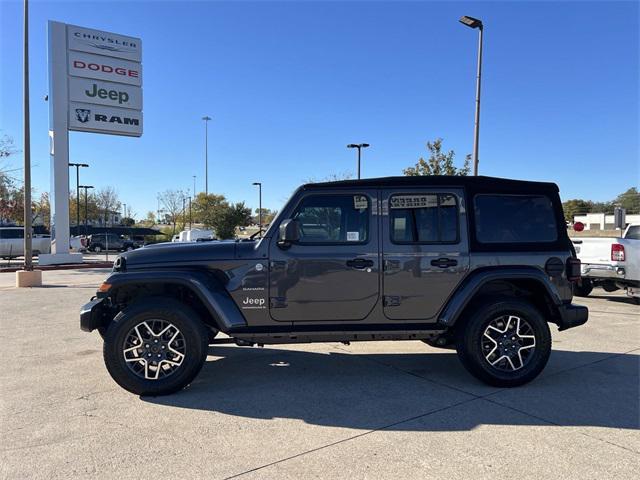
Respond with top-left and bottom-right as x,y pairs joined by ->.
347,231 -> 360,242
390,195 -> 437,209
353,195 -> 368,210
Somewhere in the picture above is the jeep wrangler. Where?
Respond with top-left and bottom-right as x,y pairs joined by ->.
81,176 -> 588,395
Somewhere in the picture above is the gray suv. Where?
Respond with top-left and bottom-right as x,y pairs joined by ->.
81,176 -> 587,395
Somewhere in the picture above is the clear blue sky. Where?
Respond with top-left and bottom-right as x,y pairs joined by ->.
1,0 -> 638,218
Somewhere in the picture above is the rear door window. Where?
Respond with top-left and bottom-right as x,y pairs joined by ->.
390,193 -> 459,244
474,195 -> 557,243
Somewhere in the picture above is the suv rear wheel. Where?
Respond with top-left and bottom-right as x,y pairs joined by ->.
456,299 -> 551,387
103,298 -> 209,395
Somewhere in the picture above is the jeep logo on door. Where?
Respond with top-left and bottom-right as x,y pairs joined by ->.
75,109 -> 91,123
68,102 -> 143,137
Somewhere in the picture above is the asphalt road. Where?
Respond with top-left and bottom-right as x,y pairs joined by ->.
1,269 -> 638,479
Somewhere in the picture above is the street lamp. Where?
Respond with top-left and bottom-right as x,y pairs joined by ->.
459,15 -> 484,176
79,185 -> 94,235
252,182 -> 262,237
202,116 -> 211,194
347,143 -> 370,179
192,175 -> 196,198
68,162 -> 88,231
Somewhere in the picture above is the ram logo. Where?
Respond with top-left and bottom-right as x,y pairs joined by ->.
75,109 -> 91,123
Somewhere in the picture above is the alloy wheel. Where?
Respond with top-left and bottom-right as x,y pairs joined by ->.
481,315 -> 536,372
123,319 -> 186,380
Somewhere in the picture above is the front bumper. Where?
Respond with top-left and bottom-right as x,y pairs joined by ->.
80,298 -> 108,332
557,303 -> 588,331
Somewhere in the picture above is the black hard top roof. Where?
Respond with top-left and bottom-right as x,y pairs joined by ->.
302,175 -> 559,193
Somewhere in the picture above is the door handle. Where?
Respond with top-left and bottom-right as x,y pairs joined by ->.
430,258 -> 458,268
346,258 -> 374,269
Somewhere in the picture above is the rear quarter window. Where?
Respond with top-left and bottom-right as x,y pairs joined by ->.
474,194 -> 558,243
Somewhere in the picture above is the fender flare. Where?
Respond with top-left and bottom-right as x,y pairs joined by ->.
438,267 -> 563,327
104,270 -> 247,331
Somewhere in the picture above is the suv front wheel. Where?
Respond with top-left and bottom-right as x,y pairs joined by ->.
456,299 -> 551,388
103,298 -> 209,395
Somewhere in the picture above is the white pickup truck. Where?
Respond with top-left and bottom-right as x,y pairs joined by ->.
0,227 -> 51,259
572,223 -> 640,302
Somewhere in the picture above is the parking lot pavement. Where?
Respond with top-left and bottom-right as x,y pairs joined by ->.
1,272 -> 638,480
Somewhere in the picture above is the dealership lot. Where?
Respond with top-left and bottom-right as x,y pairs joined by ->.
1,269 -> 638,479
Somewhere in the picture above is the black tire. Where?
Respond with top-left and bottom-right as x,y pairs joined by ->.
456,298 -> 551,388
103,297 -> 209,396
573,278 -> 593,297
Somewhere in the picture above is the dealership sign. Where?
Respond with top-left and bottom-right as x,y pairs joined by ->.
44,21 -> 143,262
50,22 -> 143,137
68,77 -> 142,109
67,24 -> 141,62
69,102 -> 143,136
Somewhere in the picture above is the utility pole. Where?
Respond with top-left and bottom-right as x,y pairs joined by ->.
202,116 -> 211,194
68,163 -> 88,232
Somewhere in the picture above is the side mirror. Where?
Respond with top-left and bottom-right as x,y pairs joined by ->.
278,219 -> 300,247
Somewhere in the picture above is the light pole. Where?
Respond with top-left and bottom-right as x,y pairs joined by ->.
252,182 -> 262,237
193,175 -> 196,197
459,15 -> 484,176
22,0 -> 33,272
202,116 -> 211,194
68,163 -> 88,231
347,143 -> 370,179
123,203 -> 127,221
79,185 -> 94,235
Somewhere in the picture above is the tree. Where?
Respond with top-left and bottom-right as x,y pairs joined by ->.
159,189 -> 185,234
214,202 -> 252,239
615,187 -> 640,214
561,199 -> 593,222
403,138 -> 470,176
139,211 -> 156,227
95,186 -> 121,225
121,217 -> 135,226
192,193 -> 252,239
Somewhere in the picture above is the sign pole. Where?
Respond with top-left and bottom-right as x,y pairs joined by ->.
39,21 -> 80,265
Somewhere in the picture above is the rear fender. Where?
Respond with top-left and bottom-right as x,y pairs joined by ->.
438,267 -> 563,327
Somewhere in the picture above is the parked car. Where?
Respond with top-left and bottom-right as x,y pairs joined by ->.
0,227 -> 51,258
81,176 -> 588,396
572,223 -> 640,302
88,233 -> 137,253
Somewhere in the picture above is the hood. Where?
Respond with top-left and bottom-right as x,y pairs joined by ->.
120,240 -> 239,267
